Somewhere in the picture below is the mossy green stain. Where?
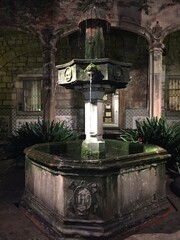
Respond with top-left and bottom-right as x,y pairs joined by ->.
85,27 -> 105,59
81,144 -> 105,160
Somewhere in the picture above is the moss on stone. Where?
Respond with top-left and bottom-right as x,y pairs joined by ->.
81,142 -> 105,160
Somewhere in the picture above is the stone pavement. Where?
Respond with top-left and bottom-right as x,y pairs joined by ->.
0,166 -> 54,240
0,203 -> 50,240
0,165 -> 179,240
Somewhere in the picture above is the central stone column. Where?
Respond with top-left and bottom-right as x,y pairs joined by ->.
84,101 -> 104,140
82,100 -> 105,159
78,65 -> 109,160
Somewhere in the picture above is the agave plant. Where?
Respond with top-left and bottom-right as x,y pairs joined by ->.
119,117 -> 180,173
8,119 -> 80,161
119,128 -> 139,143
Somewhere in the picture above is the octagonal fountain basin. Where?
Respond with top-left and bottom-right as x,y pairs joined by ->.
21,140 -> 170,240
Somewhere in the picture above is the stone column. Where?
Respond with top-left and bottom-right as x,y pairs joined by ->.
148,43 -> 163,118
39,28 -> 57,122
84,100 -> 104,140
148,21 -> 164,119
82,99 -> 105,160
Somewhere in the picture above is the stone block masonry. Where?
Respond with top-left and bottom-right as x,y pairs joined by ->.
0,30 -> 42,108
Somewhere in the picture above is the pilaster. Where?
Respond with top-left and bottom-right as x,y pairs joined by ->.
148,21 -> 164,118
149,44 -> 163,118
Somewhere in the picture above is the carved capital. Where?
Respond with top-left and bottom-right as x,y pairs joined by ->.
149,41 -> 165,53
152,21 -> 163,40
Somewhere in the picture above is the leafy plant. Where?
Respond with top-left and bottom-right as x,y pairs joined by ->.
8,119 -> 80,161
119,117 -> 180,173
118,128 -> 139,143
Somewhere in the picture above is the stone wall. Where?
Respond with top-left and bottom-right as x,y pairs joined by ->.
0,30 -> 42,137
0,30 -> 42,108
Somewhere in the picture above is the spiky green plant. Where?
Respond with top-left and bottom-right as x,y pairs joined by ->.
8,119 -> 80,161
119,117 -> 180,173
119,128 -> 139,143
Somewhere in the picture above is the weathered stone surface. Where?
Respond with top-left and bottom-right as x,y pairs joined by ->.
21,141 -> 170,239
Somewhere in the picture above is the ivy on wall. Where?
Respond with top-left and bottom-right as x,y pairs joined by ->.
0,0 -> 56,13
139,0 -> 180,14
0,0 -> 61,29
0,0 -> 58,25
77,0 -> 110,11
77,0 -> 180,15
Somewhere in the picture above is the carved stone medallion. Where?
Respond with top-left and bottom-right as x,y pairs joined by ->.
74,186 -> 92,213
64,67 -> 72,82
68,180 -> 99,217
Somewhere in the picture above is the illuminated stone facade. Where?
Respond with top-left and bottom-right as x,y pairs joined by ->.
0,0 -> 180,138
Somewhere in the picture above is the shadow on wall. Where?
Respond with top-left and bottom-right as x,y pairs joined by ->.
0,116 -> 10,139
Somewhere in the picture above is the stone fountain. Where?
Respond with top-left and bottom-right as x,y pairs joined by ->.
21,6 -> 170,240
57,6 -> 131,159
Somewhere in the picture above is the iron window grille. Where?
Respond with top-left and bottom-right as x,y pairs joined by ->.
167,76 -> 180,112
17,77 -> 42,112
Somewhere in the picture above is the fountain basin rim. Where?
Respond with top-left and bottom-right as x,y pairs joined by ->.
24,141 -> 170,172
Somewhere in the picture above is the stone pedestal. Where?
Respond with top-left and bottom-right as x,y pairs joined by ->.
82,100 -> 105,159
